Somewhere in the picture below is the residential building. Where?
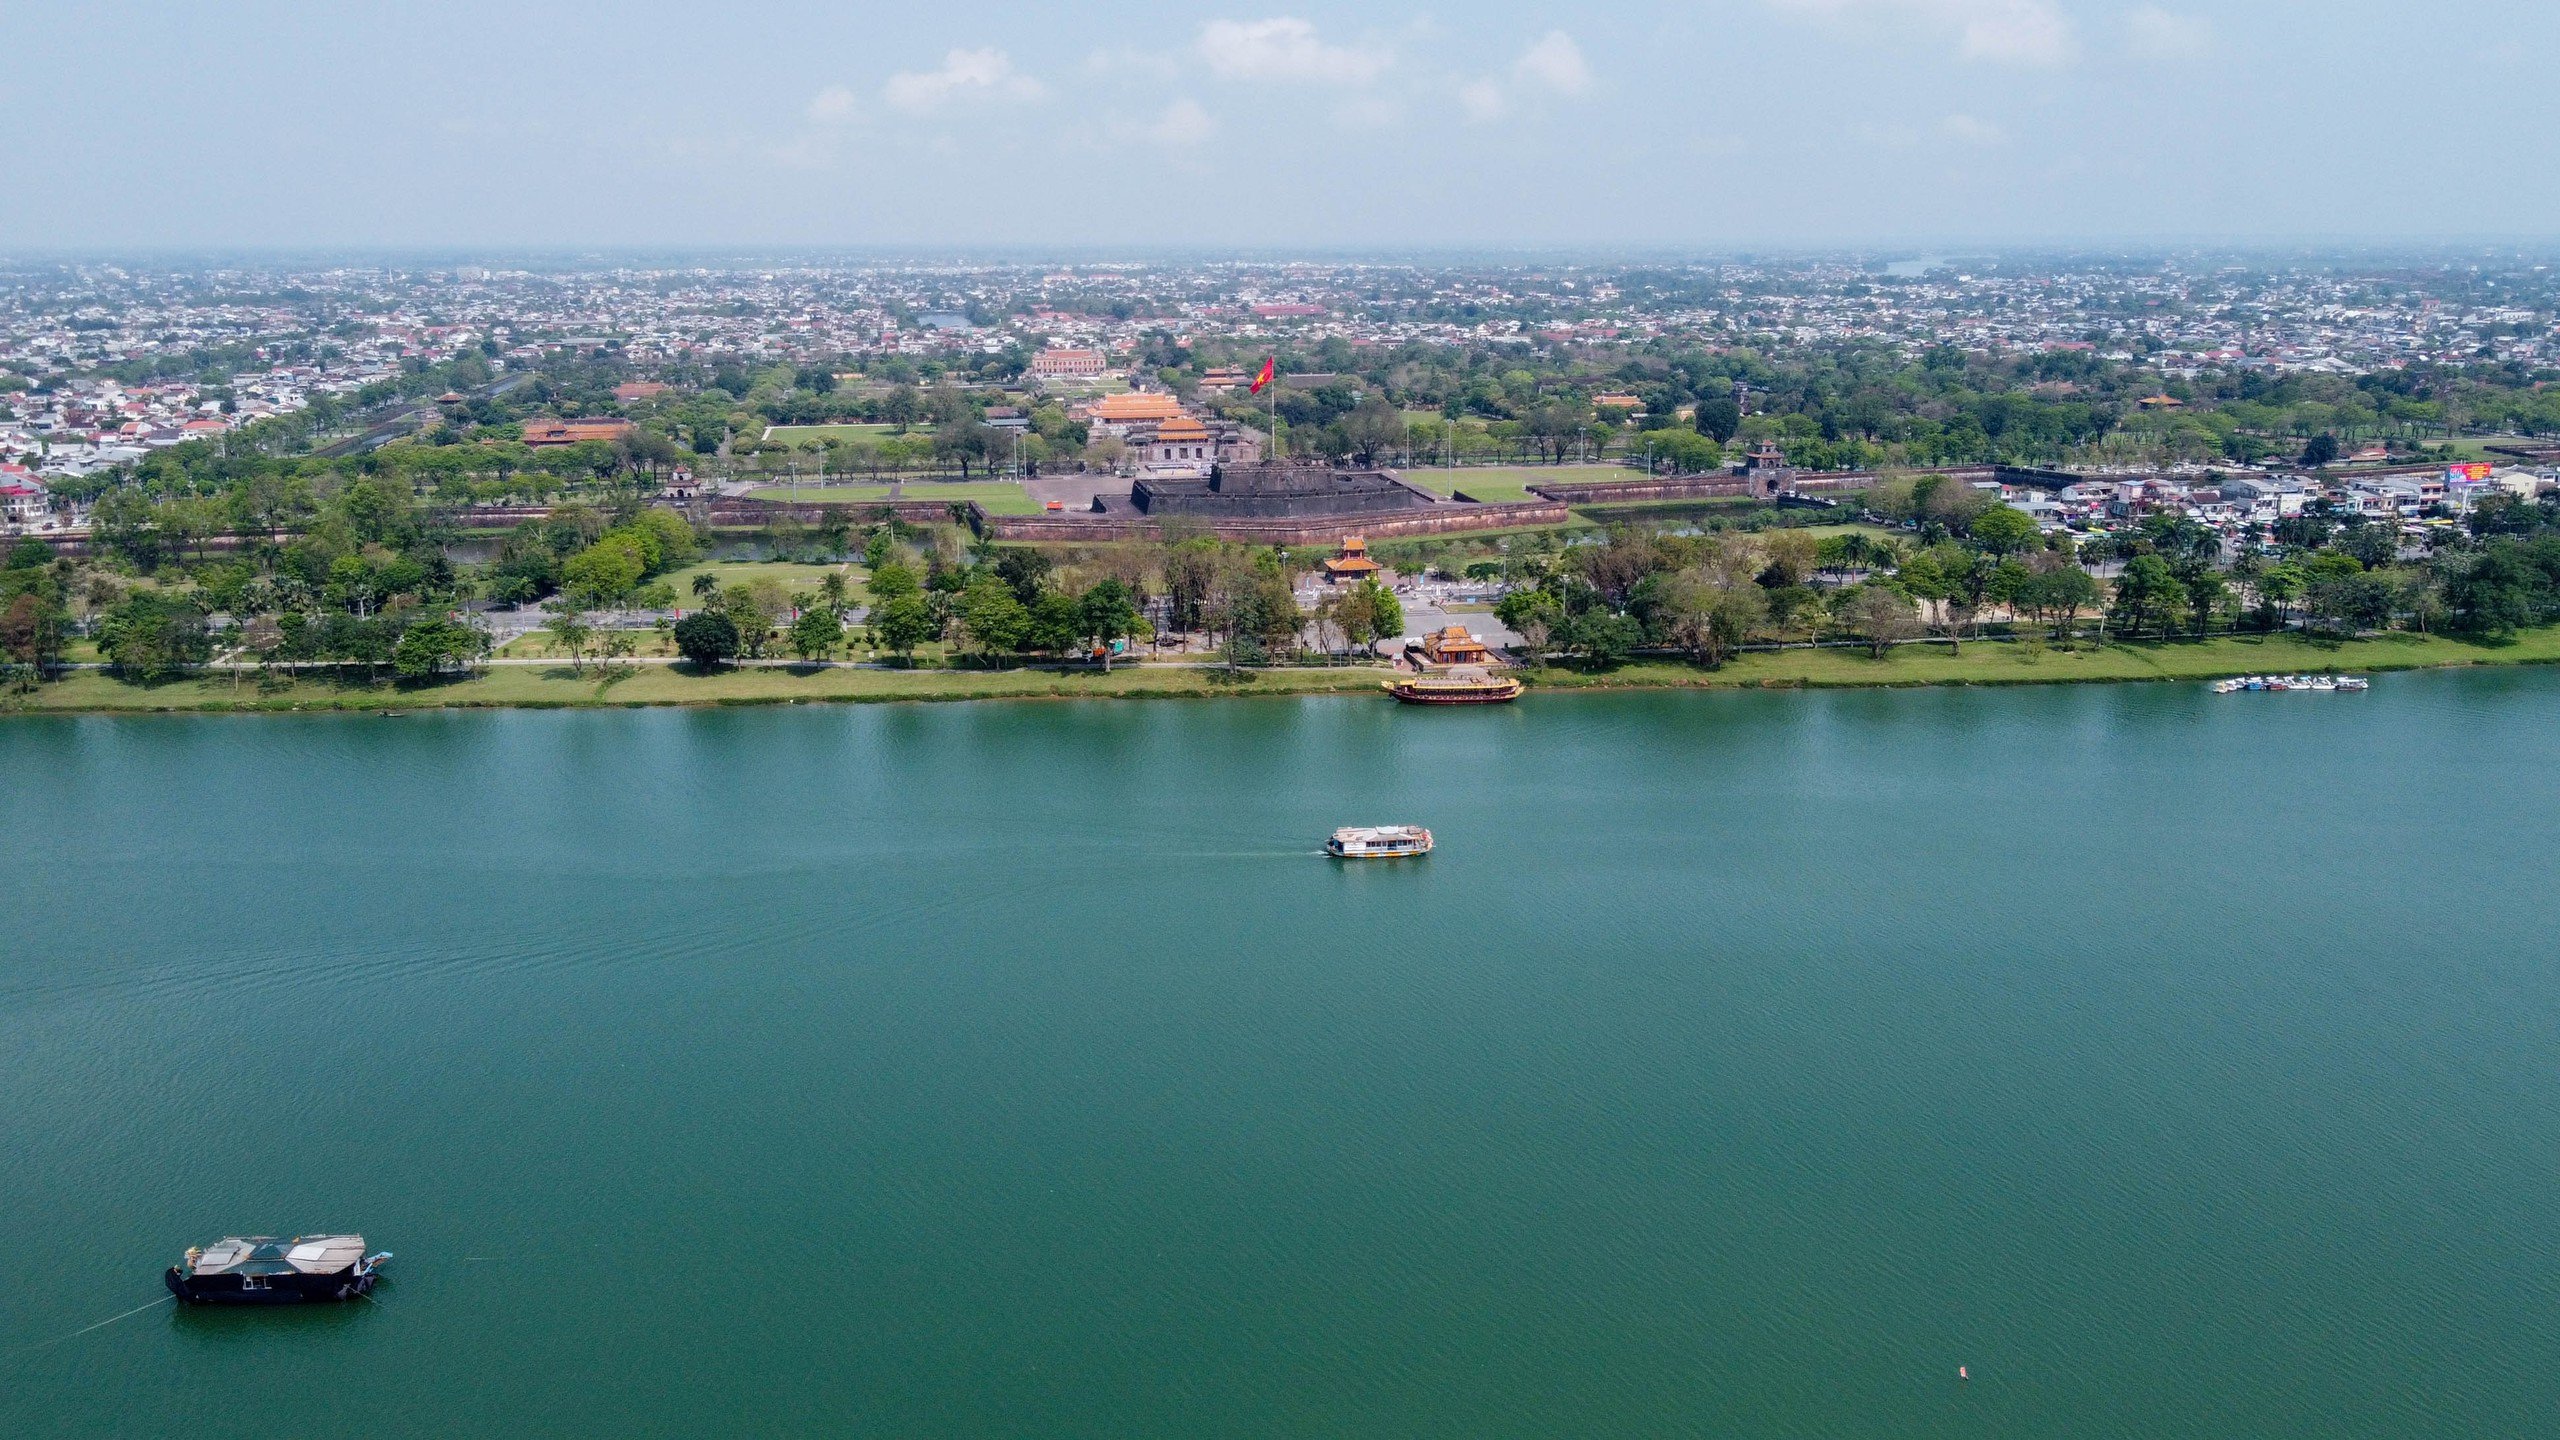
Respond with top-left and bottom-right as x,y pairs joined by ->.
522,418 -> 635,447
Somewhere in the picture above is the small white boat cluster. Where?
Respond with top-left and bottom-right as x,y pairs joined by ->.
2210,674 -> 2370,694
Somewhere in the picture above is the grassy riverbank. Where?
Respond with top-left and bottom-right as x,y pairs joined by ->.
12,628 -> 2560,714
9,661 -> 1399,713
1525,627 -> 2560,691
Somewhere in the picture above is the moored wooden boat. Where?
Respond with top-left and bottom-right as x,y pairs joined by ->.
1383,674 -> 1522,705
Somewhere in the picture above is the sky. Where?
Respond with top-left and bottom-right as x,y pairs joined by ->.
1,0 -> 2553,254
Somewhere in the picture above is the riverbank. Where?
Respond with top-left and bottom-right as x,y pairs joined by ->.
10,627 -> 2560,713
1529,627 -> 2560,692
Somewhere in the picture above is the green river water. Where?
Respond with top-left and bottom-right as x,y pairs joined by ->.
5,674 -> 2559,1437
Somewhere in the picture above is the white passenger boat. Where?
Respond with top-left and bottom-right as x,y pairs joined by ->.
1327,825 -> 1433,859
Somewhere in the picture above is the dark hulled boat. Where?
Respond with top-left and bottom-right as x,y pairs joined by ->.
165,1235 -> 389,1304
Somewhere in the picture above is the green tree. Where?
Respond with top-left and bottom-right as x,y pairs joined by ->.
546,607 -> 593,675
1494,587 -> 1566,663
562,533 -> 646,605
96,591 -> 212,680
2254,562 -> 2306,630
0,590 -> 65,689
392,616 -> 486,681
1078,579 -> 1142,669
788,605 -> 843,662
2107,554 -> 2185,639
1840,585 -> 1923,659
1967,504 -> 2039,557
672,610 -> 742,669
2023,563 -> 2099,641
1561,609 -> 1644,667
1361,578 -> 1404,644
2445,545 -> 2541,635
957,575 -> 1029,656
866,559 -> 921,602
1659,568 -> 1767,668
2183,569 -> 2229,637
719,579 -> 790,657
870,591 -> 935,662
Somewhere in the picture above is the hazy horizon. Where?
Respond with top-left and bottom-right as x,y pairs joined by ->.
4,0 -> 2554,251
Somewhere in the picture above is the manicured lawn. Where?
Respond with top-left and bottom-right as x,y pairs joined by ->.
16,660 -> 1399,712
761,423 -> 906,446
497,632 -> 678,659
654,559 -> 864,605
767,482 -> 1042,515
30,626 -> 2560,715
1446,480 -> 1541,502
1523,627 -> 2560,691
1789,523 -> 1902,540
1399,464 -> 1627,498
1401,464 -> 1630,502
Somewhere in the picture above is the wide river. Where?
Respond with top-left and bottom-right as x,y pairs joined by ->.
6,673 -> 2559,1437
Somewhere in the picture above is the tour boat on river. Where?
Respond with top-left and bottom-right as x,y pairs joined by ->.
1383,672 -> 1522,705
1327,825 -> 1434,859
165,1235 -> 390,1304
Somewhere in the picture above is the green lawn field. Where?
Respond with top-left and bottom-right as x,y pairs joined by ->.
1404,464 -> 1629,502
1526,627 -> 2560,691
16,660 -> 1397,713
653,560 -> 864,605
761,423 -> 906,446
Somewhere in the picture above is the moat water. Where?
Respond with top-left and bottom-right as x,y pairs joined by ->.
6,673 -> 2560,1437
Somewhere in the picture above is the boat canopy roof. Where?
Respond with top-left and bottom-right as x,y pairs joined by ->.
192,1235 -> 366,1276
1332,825 -> 1426,843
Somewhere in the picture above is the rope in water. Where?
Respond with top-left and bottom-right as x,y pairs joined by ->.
16,1294 -> 175,1352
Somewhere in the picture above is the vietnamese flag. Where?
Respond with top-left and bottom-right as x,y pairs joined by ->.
1249,357 -> 1276,395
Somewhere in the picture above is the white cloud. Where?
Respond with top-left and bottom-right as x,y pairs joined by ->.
1197,18 -> 1392,85
1135,98 -> 1218,149
1335,95 -> 1406,131
1939,113 -> 2006,146
1457,78 -> 1508,124
1083,46 -> 1180,80
1458,31 -> 1593,125
765,134 -> 835,171
2123,7 -> 2212,61
882,49 -> 1046,115
1768,0 -> 2078,68
806,86 -> 860,125
1512,31 -> 1592,96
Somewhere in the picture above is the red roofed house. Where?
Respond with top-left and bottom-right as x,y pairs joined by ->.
522,418 -> 636,447
0,466 -> 48,525
1420,625 -> 1493,666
